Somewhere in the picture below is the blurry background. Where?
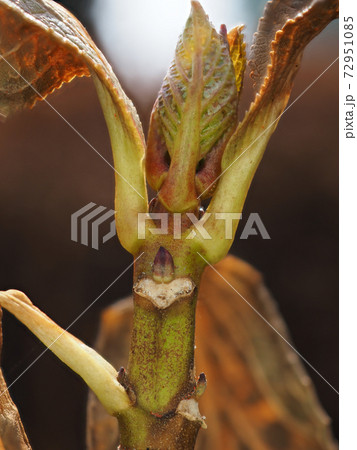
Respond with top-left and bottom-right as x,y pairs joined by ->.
0,0 -> 338,449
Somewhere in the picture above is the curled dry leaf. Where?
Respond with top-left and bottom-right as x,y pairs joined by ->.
250,0 -> 313,90
196,0 -> 338,264
0,290 -> 131,415
0,309 -> 31,450
86,256 -> 336,450
0,0 -> 148,254
221,0 -> 339,170
252,0 -> 339,110
0,0 -> 142,135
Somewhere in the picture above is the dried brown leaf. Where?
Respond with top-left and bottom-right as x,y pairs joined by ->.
0,0 -> 148,254
250,0 -> 313,90
255,0 -> 339,107
200,0 -> 338,265
0,0 -> 144,142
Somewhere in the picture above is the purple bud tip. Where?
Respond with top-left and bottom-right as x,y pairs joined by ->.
153,246 -> 175,283
198,372 -> 207,385
220,24 -> 227,38
117,366 -> 127,385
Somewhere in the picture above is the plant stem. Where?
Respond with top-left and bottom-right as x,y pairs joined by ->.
117,245 -> 206,448
129,281 -> 197,414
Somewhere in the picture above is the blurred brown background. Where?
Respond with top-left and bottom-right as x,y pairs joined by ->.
0,1 -> 338,449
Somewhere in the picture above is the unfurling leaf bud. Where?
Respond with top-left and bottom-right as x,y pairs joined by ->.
146,1 -> 245,212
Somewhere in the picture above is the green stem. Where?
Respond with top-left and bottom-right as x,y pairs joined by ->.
117,244 -> 207,449
128,280 -> 197,414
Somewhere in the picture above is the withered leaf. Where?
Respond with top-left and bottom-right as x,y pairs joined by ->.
198,0 -> 338,264
0,0 -> 148,255
222,0 -> 338,170
250,0 -> 314,91
0,0 -> 144,144
255,0 -> 339,107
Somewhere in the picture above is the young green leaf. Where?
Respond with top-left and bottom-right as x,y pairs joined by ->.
146,1 -> 239,211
